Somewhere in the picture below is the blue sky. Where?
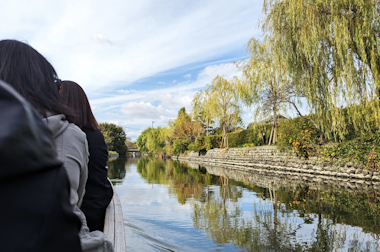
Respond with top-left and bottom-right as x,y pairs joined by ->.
0,0 -> 265,140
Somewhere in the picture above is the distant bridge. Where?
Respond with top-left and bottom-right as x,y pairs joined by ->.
127,148 -> 139,152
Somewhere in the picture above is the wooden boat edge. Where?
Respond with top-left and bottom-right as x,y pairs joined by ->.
104,179 -> 126,252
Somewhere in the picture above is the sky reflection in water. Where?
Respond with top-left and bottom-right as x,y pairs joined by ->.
107,157 -> 380,252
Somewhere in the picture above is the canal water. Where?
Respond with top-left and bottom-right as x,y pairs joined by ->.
107,157 -> 380,252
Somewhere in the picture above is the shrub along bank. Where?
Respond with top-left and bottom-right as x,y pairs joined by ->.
183,115 -> 380,173
227,123 -> 272,148
189,123 -> 272,152
274,116 -> 380,172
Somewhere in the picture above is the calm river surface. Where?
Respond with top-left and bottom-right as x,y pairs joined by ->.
107,157 -> 380,252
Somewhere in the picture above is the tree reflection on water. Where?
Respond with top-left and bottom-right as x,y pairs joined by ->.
107,157 -> 135,182
133,157 -> 380,251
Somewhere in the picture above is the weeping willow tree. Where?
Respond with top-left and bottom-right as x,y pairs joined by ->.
262,0 -> 380,139
192,89 -> 214,136
237,37 -> 308,144
206,76 -> 242,147
136,127 -> 170,154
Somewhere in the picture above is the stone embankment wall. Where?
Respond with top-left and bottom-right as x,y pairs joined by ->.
175,146 -> 380,182
188,160 -> 380,191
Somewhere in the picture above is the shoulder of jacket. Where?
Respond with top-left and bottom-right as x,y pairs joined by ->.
63,124 -> 87,144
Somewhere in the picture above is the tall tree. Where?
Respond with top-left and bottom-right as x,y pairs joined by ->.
192,89 -> 214,136
263,0 -> 380,138
136,127 -> 170,154
99,123 -> 128,156
237,38 -> 307,144
170,107 -> 203,143
206,76 -> 242,147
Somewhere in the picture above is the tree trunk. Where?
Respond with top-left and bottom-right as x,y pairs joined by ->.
273,103 -> 277,144
268,124 -> 274,146
206,118 -> 209,136
223,122 -> 226,148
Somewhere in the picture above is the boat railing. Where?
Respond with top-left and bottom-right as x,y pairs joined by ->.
104,178 -> 126,252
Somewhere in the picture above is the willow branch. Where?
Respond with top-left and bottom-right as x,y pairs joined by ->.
287,100 -> 320,130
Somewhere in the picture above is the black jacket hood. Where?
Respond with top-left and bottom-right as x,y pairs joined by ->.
0,80 -> 62,179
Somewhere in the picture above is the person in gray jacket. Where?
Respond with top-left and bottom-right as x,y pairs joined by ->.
0,39 -> 114,252
43,113 -> 89,209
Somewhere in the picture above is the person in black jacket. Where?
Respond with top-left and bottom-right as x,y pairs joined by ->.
0,80 -> 82,252
59,80 -> 114,232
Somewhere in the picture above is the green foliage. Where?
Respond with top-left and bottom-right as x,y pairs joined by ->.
277,119 -> 320,157
202,76 -> 242,147
276,117 -> 305,150
169,107 -> 202,143
192,90 -> 214,136
237,37 -> 302,143
240,143 -> 255,148
187,144 -> 196,152
136,128 -> 149,153
289,129 -> 316,158
99,123 -> 127,156
136,126 -> 170,154
263,0 -> 380,139
172,138 -> 191,156
195,135 -> 223,151
227,123 -> 272,148
277,116 -> 380,166
321,132 -> 380,171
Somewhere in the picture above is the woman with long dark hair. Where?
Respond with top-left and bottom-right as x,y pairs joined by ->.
0,39 -> 88,208
59,80 -> 113,232
0,40 -> 113,252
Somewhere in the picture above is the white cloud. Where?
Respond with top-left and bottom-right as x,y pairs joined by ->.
172,80 -> 177,83
0,0 -> 261,93
117,89 -> 136,94
92,34 -> 123,46
183,73 -> 191,78
124,129 -> 143,140
120,102 -> 177,119
197,62 -> 241,81
91,62 -> 240,107
156,91 -> 195,111
158,81 -> 165,85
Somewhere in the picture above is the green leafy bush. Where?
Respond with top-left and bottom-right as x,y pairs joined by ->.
289,129 -> 316,158
277,117 -> 306,150
195,135 -> 223,151
277,118 -> 320,156
227,123 -> 272,148
187,144 -> 196,151
243,143 -> 255,147
172,138 -> 191,155
321,131 -> 380,171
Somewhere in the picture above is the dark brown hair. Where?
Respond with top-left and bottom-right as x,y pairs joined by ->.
59,81 -> 98,130
0,40 -> 73,119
